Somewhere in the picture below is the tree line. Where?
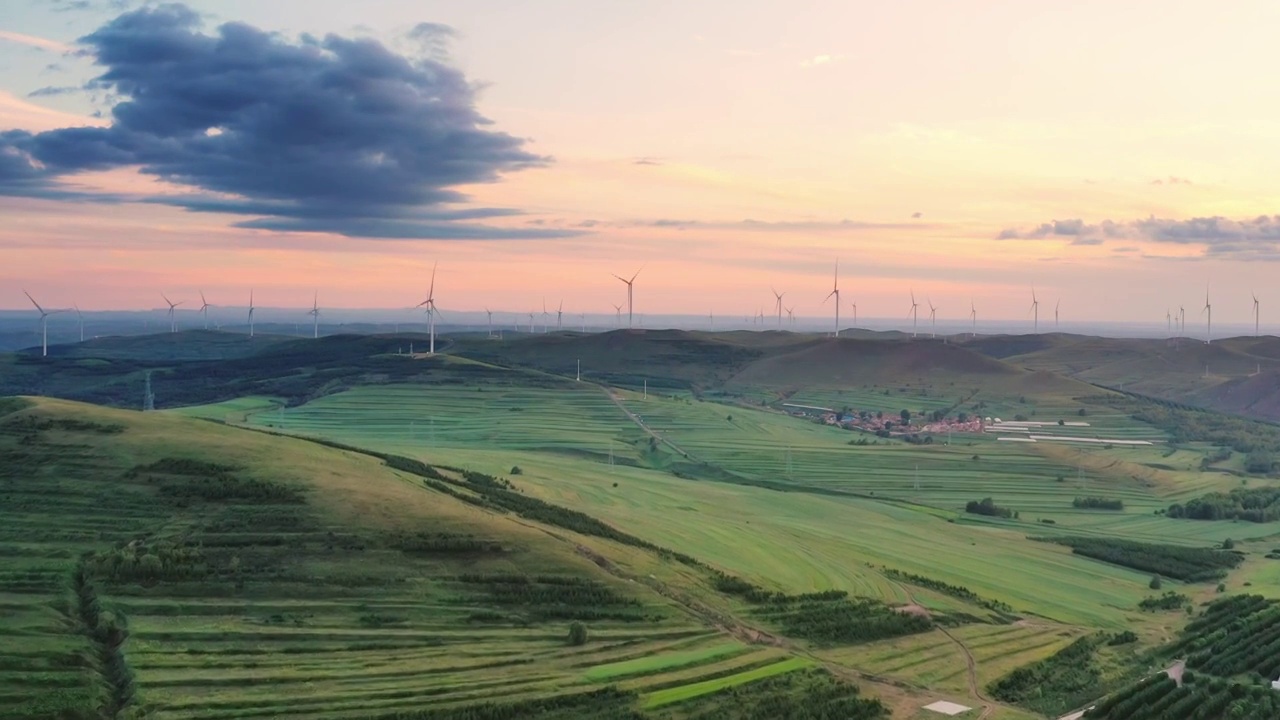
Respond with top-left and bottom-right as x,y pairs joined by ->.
1039,537 -> 1242,582
1167,487 -> 1280,522
965,497 -> 1015,519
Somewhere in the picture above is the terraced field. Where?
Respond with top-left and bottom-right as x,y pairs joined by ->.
5,397 -> 841,720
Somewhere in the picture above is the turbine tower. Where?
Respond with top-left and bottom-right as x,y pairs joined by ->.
414,264 -> 440,354
612,303 -> 623,328
1203,286 -> 1212,345
248,289 -> 256,338
612,269 -> 641,329
24,291 -> 64,358
1253,293 -> 1260,337
556,300 -> 564,331
161,293 -> 183,333
772,287 -> 785,327
824,260 -> 841,337
786,306 -> 795,326
485,308 -> 494,338
928,299 -> 938,338
1166,308 -> 1172,335
908,290 -> 919,337
1179,305 -> 1185,335
74,303 -> 84,343
308,291 -> 320,339
850,301 -> 858,328
1055,300 -> 1060,329
970,300 -> 977,338
1029,289 -> 1040,332
541,299 -> 550,333
199,291 -> 211,330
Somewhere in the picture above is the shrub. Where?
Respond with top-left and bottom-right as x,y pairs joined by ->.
1149,575 -> 1162,590
510,466 -> 523,476
567,621 -> 588,646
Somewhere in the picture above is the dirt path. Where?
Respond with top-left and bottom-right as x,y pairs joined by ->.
600,386 -> 701,462
894,582 -> 994,720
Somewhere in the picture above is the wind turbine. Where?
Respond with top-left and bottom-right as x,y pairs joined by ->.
413,263 -> 440,354
928,298 -> 938,338
1203,286 -> 1212,345
485,308 -> 494,338
709,310 -> 714,331
161,293 -> 183,333
1166,308 -> 1172,335
198,291 -> 211,330
786,306 -> 795,326
612,303 -> 623,328
1055,300 -> 1060,329
908,290 -> 919,337
612,269 -> 641,329
248,289 -> 256,338
1029,289 -> 1040,332
24,291 -> 65,357
772,287 -> 785,327
528,311 -> 535,333
824,260 -> 841,337
1253,293 -> 1260,337
1179,305 -> 1186,335
308,291 -> 320,339
74,303 -> 84,343
556,300 -> 563,331
970,300 -> 977,338
850,301 -> 857,328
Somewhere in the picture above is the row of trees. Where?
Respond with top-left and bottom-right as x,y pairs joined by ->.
1041,537 -> 1242,582
880,568 -> 1015,616
756,594 -> 932,646
1087,675 -> 1280,719
988,636 -> 1105,717
1168,487 -> 1280,522
1073,496 -> 1125,510
965,497 -> 1015,519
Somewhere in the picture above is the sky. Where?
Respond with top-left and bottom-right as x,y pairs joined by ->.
2,0 -> 1280,325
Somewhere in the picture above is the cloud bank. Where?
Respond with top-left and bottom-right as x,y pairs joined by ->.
997,215 -> 1280,259
0,4 -> 574,240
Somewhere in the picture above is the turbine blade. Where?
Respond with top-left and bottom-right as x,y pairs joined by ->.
428,262 -> 437,301
23,290 -> 43,314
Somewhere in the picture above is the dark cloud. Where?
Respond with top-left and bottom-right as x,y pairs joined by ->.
27,85 -> 78,97
46,0 -> 132,12
633,157 -> 661,166
997,215 -> 1280,260
0,4 -> 574,241
911,211 -> 923,219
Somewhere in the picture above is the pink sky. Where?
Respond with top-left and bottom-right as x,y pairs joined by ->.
2,1 -> 1279,324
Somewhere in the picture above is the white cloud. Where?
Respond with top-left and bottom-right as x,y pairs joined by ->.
799,53 -> 844,68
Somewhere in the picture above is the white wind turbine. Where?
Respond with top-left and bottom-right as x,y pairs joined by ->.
772,287 -> 785,327
928,298 -> 938,338
248,289 -> 256,338
850,300 -> 857,328
199,291 -> 211,330
414,264 -> 440,354
308,291 -> 320,339
541,299 -> 550,333
1253,293 -> 1260,337
1166,308 -> 1172,335
612,269 -> 641,329
1179,305 -> 1186,335
970,300 -> 977,338
908,290 -> 919,337
557,300 -> 564,331
1203,285 -> 1212,345
1055,300 -> 1060,329
824,260 -> 841,337
786,306 -> 795,326
23,290 -> 65,357
1030,289 -> 1040,332
74,303 -> 84,343
485,308 -> 494,338
161,293 -> 183,333
612,303 -> 623,328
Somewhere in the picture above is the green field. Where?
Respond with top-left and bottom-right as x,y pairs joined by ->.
12,327 -> 1280,718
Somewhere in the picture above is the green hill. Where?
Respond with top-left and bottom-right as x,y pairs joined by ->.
0,396 -> 914,720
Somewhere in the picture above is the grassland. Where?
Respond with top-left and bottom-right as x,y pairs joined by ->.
15,328 -> 1280,718
5,396 -> 914,719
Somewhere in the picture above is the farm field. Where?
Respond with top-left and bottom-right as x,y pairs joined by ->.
4,396 -> 881,720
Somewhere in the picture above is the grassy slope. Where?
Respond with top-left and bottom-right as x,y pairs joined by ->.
0,397 -> 785,720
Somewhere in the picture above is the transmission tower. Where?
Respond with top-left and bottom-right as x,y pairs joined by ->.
143,371 -> 155,412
